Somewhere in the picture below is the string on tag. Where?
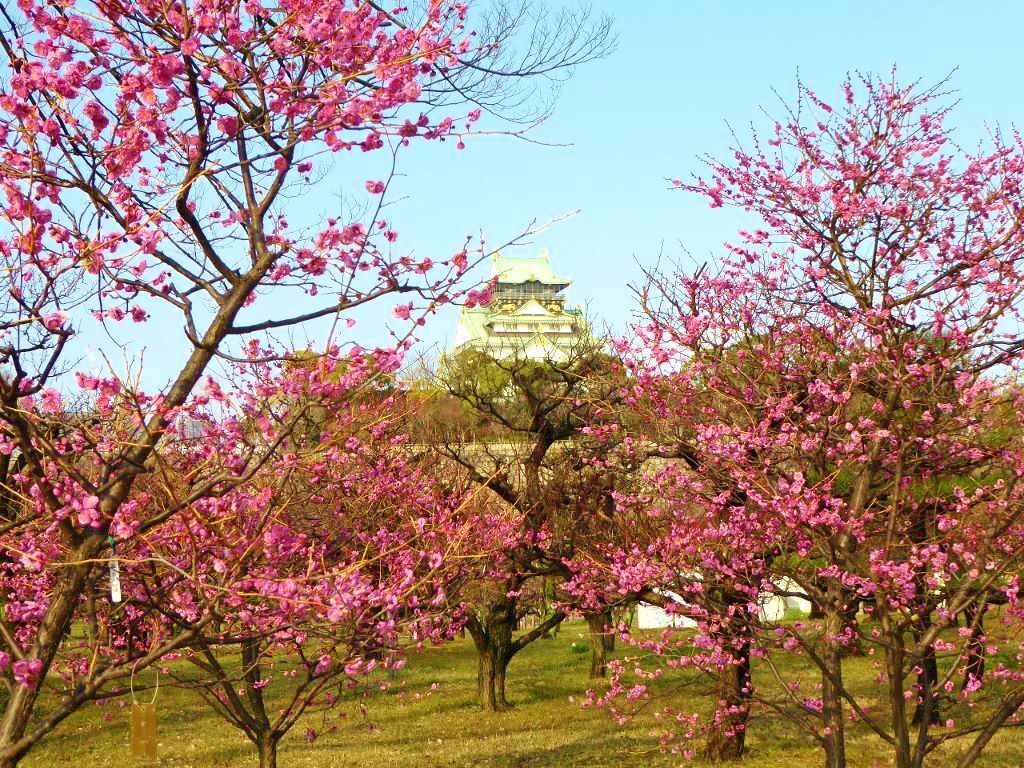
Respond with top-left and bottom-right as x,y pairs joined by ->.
129,659 -> 160,705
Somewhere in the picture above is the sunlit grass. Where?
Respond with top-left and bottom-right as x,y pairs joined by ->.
24,621 -> 1023,767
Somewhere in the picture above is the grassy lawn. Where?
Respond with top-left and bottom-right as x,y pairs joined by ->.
24,621 -> 1023,767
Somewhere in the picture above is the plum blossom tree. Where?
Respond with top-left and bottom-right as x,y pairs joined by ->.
565,387 -> 763,762
108,358 -> 501,768
587,74 -> 1024,768
0,0 -> 609,764
427,339 -> 626,709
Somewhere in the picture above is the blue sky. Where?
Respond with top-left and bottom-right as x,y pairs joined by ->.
83,1 -> 1024,388
388,0 -> 1024,358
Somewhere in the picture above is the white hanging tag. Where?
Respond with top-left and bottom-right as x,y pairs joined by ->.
109,557 -> 122,603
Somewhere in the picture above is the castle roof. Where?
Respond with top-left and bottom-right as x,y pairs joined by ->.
490,251 -> 570,287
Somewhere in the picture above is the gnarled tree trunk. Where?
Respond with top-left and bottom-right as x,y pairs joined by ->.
705,650 -> 751,761
466,592 -> 567,712
705,593 -> 752,762
469,597 -> 516,712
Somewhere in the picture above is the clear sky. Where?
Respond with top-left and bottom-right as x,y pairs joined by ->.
386,0 -> 1024,359
82,1 -> 1024,387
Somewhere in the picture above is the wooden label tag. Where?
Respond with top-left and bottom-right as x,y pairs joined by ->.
130,702 -> 157,761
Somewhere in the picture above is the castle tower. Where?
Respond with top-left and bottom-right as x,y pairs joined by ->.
452,251 -> 585,361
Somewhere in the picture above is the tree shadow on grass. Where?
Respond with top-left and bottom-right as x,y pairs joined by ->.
467,731 -> 663,768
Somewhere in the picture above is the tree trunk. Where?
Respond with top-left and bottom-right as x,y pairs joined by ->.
809,599 -> 825,620
586,611 -> 611,678
961,603 -> 986,694
467,594 -> 566,713
255,731 -> 280,768
704,648 -> 750,761
705,594 -> 751,762
474,598 -> 515,712
911,614 -> 940,727
821,601 -> 847,768
478,642 -> 511,712
839,592 -> 862,657
907,500 -> 938,729
884,630 -> 912,768
911,644 -> 939,726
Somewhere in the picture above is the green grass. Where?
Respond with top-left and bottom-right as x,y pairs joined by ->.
23,622 -> 1024,767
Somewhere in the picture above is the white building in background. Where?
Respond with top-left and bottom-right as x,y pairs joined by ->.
759,579 -> 813,621
636,592 -> 697,629
635,581 -> 811,630
452,251 -> 586,361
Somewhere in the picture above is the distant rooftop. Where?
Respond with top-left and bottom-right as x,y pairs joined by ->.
490,251 -> 571,287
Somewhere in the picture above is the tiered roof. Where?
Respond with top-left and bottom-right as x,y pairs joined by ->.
452,251 -> 584,361
490,251 -> 570,288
